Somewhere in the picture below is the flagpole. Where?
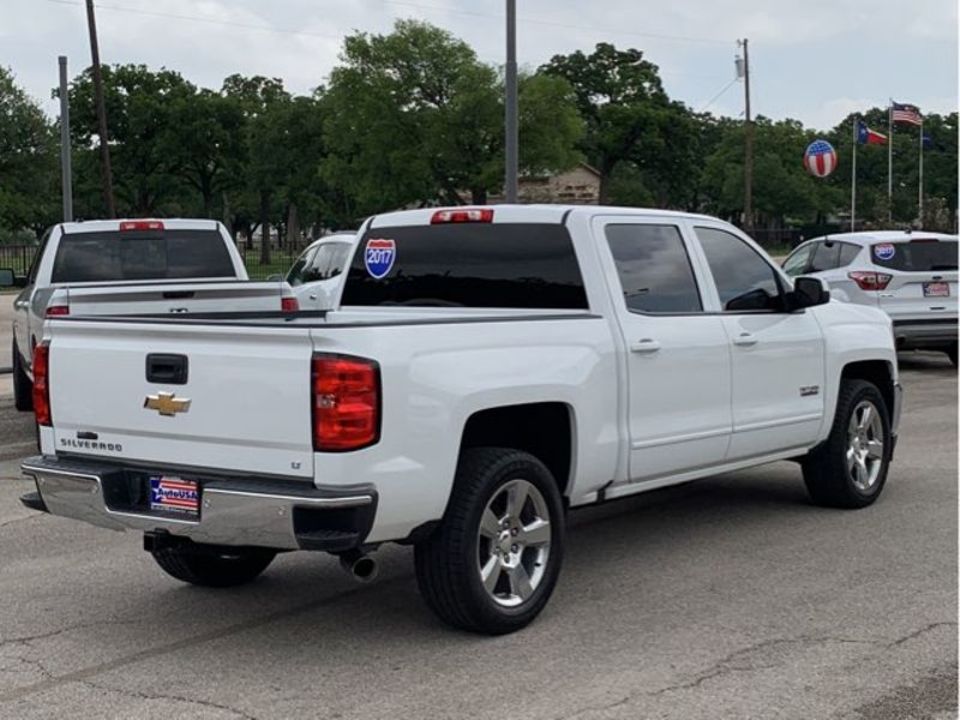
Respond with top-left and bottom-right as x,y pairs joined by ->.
851,117 -> 857,232
918,116 -> 924,227
887,101 -> 893,222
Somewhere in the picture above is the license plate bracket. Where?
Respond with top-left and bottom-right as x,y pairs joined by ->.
923,282 -> 950,298
149,476 -> 200,517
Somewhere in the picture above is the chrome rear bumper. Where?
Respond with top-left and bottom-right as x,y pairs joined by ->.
20,456 -> 376,552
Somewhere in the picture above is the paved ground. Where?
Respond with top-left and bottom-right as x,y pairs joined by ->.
0,353 -> 955,719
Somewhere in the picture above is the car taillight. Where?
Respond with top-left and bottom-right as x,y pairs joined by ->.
33,342 -> 51,427
431,208 -> 494,224
281,296 -> 299,312
119,220 -> 164,232
45,305 -> 69,317
848,271 -> 893,291
312,354 -> 380,451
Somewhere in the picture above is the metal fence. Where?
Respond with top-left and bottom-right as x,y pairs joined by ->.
0,245 -> 38,277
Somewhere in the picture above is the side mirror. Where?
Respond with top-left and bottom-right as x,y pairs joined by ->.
789,276 -> 830,310
0,268 -> 22,288
266,274 -> 283,282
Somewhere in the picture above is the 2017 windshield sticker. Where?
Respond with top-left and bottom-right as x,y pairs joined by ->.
365,238 -> 396,279
874,243 -> 896,261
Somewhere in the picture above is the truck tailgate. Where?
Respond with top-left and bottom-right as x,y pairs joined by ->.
58,281 -> 288,315
46,320 -> 316,478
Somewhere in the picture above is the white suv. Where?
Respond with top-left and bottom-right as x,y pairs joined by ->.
783,231 -> 958,364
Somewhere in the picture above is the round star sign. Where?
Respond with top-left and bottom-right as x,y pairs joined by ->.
804,139 -> 838,178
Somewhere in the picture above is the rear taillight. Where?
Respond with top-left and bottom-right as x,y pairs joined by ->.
312,354 -> 380,451
45,305 -> 69,317
120,220 -> 164,232
431,208 -> 494,224
33,342 -> 51,427
281,296 -> 299,313
849,271 -> 893,291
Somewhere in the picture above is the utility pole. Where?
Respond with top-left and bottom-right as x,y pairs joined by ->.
504,0 -> 519,203
58,56 -> 74,222
739,38 -> 753,234
84,0 -> 116,218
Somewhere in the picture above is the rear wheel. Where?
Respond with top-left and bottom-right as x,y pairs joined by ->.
414,447 -> 565,635
802,379 -> 891,508
151,543 -> 276,588
12,340 -> 33,412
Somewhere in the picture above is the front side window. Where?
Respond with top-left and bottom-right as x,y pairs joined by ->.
605,224 -> 702,313
782,244 -> 814,277
303,242 -> 353,284
696,227 -> 782,312
286,247 -> 318,286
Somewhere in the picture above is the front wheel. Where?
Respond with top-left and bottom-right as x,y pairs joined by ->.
802,379 -> 892,508
415,447 -> 565,635
151,543 -> 276,588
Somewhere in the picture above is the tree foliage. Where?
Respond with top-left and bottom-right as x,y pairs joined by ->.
0,28 -> 956,244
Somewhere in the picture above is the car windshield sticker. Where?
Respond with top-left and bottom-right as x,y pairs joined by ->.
874,243 -> 896,261
364,238 -> 396,279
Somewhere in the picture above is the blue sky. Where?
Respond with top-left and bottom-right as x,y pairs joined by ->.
4,0 -> 958,129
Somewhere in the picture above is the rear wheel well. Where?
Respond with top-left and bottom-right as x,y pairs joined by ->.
460,403 -> 573,496
841,361 -> 894,415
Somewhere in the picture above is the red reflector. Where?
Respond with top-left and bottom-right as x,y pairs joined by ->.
33,342 -> 51,427
281,297 -> 299,313
430,208 -> 494,224
312,354 -> 380,452
119,220 -> 164,232
849,271 -> 893,291
45,305 -> 69,317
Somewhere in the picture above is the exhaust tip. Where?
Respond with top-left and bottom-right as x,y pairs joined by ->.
339,551 -> 378,583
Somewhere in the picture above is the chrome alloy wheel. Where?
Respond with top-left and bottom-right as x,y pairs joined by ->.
847,400 -> 884,492
476,479 -> 552,608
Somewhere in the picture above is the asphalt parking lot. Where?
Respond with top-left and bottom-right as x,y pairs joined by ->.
0,350 -> 955,719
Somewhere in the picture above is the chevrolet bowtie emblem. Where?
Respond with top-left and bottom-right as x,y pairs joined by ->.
144,391 -> 191,417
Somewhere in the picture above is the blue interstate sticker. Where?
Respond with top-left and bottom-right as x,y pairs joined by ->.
874,243 -> 896,261
364,238 -> 396,279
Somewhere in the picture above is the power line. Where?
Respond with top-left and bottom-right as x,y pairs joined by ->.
698,77 -> 738,112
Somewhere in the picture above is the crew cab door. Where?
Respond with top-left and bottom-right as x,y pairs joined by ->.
594,217 -> 732,482
690,223 -> 826,459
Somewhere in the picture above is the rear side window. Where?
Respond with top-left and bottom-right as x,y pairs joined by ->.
872,240 -> 958,272
341,223 -> 588,309
51,230 -> 235,283
808,242 -> 840,272
606,224 -> 701,313
838,242 -> 861,267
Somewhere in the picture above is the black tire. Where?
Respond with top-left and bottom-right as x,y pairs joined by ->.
12,340 -> 33,412
802,379 -> 892,509
414,447 -> 565,635
947,343 -> 957,367
151,543 -> 276,588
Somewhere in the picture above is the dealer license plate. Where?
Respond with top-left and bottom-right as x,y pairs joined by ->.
923,282 -> 950,298
149,476 -> 200,516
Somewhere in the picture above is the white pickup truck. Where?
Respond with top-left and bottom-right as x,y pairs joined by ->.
4,219 -> 298,412
19,205 -> 902,635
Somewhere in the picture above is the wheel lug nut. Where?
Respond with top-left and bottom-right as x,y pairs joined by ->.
511,528 -> 518,536
511,544 -> 518,552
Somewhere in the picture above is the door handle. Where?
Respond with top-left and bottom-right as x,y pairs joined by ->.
732,332 -> 758,347
630,338 -> 661,354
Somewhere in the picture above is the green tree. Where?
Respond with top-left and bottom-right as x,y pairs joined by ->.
324,19 -> 582,214
0,67 -> 58,237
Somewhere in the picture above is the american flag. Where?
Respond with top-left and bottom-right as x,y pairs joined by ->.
891,102 -> 922,126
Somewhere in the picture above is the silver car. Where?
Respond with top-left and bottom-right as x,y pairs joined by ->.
782,231 -> 958,364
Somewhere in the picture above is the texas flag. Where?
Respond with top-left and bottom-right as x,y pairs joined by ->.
856,120 -> 887,145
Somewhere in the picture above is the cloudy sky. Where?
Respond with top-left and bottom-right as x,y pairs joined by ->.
3,0 -> 957,130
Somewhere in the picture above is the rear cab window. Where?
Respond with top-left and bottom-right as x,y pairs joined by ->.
341,223 -> 588,309
871,239 -> 958,272
51,229 -> 236,283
